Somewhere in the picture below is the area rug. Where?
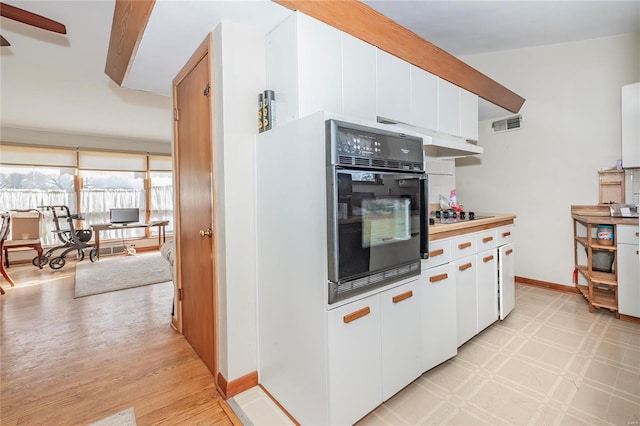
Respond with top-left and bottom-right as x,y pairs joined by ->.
75,252 -> 171,298
88,407 -> 137,426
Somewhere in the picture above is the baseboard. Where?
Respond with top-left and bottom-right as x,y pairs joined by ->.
516,276 -> 580,294
620,314 -> 640,324
217,371 -> 258,399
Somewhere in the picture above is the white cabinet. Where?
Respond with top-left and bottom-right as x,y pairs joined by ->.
342,32 -> 377,121
420,262 -> 457,372
376,49 -> 411,124
438,79 -> 461,137
460,88 -> 479,141
617,225 -> 640,318
498,243 -> 516,320
455,254 -> 477,347
266,12 -> 342,125
410,65 -> 438,131
622,82 -> 640,168
422,238 -> 452,269
381,280 -> 422,400
477,248 -> 499,332
328,294 -> 382,425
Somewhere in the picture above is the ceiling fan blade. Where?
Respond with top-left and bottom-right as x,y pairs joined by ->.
0,2 -> 67,34
0,34 -> 10,46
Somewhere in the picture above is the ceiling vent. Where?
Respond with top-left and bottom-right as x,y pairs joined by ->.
492,115 -> 522,133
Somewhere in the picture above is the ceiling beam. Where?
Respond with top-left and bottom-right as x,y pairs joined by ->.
273,0 -> 525,113
104,0 -> 155,86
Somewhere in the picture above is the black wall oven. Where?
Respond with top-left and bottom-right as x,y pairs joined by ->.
326,120 -> 428,304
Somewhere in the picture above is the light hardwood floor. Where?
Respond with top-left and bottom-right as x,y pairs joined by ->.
0,257 -> 239,426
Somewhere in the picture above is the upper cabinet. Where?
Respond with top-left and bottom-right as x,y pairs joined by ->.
266,11 -> 481,156
342,32 -> 377,122
266,12 -> 342,123
621,82 -> 640,169
438,79 -> 461,137
376,50 -> 411,124
410,66 -> 438,132
460,88 -> 479,141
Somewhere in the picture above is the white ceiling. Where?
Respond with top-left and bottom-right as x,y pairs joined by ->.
1,0 -> 638,143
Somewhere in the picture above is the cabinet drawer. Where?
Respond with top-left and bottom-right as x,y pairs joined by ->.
422,239 -> 451,269
477,229 -> 498,251
451,234 -> 477,261
497,225 -> 514,246
617,224 -> 639,245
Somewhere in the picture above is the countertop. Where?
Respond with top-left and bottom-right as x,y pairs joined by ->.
571,214 -> 639,226
429,213 -> 516,241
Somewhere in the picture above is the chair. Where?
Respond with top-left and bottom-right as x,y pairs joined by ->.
3,209 -> 43,270
0,211 -> 16,294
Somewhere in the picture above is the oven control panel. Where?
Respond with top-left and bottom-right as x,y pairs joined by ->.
336,130 -> 383,156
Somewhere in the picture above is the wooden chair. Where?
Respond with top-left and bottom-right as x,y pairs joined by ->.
0,211 -> 16,294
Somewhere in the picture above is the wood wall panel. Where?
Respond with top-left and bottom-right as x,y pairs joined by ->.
273,0 -> 525,113
104,0 -> 155,86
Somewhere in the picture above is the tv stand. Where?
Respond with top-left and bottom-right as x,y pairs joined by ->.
91,221 -> 169,260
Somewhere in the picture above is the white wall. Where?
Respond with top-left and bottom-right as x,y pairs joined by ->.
456,32 -> 640,286
214,22 -> 264,382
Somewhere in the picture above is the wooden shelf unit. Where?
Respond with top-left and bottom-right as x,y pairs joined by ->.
572,214 -> 619,316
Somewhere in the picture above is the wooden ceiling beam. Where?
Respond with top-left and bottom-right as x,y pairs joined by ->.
273,0 -> 525,113
104,0 -> 155,86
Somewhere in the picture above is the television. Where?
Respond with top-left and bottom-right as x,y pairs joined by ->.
109,208 -> 140,225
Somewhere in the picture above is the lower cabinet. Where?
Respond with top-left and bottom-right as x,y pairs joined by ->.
328,294 -> 382,425
421,263 -> 457,372
498,243 -> 516,319
477,248 -> 499,332
381,280 -> 423,400
455,254 -> 477,347
618,225 -> 640,318
327,278 -> 421,424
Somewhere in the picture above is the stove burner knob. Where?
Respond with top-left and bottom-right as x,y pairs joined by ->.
429,218 -> 435,226
435,211 -> 441,218
452,211 -> 458,218
469,212 -> 475,220
443,210 -> 450,219
459,211 -> 466,219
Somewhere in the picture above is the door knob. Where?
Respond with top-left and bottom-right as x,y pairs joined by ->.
199,228 -> 213,238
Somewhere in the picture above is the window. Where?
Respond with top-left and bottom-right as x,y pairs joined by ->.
80,170 -> 146,240
0,144 -> 173,246
0,165 -> 76,245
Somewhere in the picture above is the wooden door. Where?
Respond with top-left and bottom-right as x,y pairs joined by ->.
172,35 -> 216,375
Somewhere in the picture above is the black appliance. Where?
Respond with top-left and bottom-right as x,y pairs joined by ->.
326,120 -> 428,304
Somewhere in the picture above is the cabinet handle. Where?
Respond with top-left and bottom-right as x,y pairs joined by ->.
636,232 -> 639,237
429,273 -> 448,283
506,249 -> 513,256
483,255 -> 495,263
392,290 -> 413,304
482,236 -> 494,243
502,231 -> 511,237
429,248 -> 445,257
343,306 -> 371,324
458,262 -> 473,271
458,242 -> 472,249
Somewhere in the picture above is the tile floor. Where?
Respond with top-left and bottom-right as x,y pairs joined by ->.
230,284 -> 640,425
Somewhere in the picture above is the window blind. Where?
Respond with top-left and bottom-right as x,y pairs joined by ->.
0,144 -> 76,167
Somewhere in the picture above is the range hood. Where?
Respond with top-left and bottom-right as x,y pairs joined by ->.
378,119 -> 483,158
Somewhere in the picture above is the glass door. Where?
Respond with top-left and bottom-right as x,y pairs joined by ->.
330,169 -> 423,284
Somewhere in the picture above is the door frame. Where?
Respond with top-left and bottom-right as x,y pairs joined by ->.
171,33 -> 219,375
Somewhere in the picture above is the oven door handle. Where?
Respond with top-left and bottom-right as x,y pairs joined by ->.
420,174 -> 429,259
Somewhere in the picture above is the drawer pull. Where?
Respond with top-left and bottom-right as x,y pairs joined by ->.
429,248 -> 445,257
505,249 -> 513,256
392,290 -> 413,304
343,306 -> 371,324
636,232 -> 639,237
482,236 -> 494,243
429,273 -> 448,283
483,255 -> 495,263
458,262 -> 473,271
502,231 -> 511,238
458,242 -> 472,250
